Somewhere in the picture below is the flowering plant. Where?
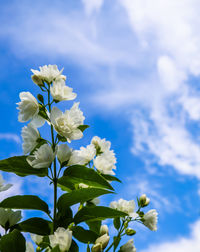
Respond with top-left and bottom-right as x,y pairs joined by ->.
0,65 -> 158,252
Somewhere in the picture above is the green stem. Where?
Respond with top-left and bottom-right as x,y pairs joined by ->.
47,86 -> 57,232
105,220 -> 125,252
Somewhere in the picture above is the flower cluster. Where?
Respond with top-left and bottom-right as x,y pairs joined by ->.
0,65 -> 158,252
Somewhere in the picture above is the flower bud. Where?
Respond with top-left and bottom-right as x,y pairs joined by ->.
139,194 -> 150,207
100,225 -> 109,235
94,234 -> 110,249
37,94 -> 44,104
124,221 -> 129,229
125,228 -> 136,236
31,74 -> 44,86
92,243 -> 102,252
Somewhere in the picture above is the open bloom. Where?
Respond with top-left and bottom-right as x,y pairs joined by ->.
50,102 -> 85,142
57,144 -> 72,164
31,65 -> 65,84
68,144 -> 96,165
50,79 -> 77,102
94,150 -> 116,175
110,199 -> 137,218
0,208 -> 22,227
21,125 -> 40,154
49,227 -> 72,252
17,92 -> 39,122
143,209 -> 158,231
0,174 -> 12,192
120,239 -> 136,252
91,136 -> 111,153
27,144 -> 55,168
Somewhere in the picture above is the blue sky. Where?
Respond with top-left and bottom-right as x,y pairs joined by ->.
1,0 -> 200,251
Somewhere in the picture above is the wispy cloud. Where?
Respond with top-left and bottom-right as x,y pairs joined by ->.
1,0 -> 200,179
0,133 -> 20,144
141,219 -> 200,252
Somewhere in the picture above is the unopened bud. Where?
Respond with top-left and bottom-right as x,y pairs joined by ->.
139,194 -> 150,207
31,75 -> 44,86
125,228 -> 136,236
95,234 -> 110,249
37,94 -> 44,104
92,243 -> 102,252
100,225 -> 109,235
124,221 -> 129,229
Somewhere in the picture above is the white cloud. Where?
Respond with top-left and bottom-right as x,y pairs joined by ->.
82,0 -> 104,16
1,0 -> 200,180
0,133 -> 21,144
141,219 -> 200,252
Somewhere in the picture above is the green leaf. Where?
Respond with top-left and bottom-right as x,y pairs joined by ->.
78,125 -> 89,132
56,207 -> 73,229
113,217 -> 121,230
57,134 -> 67,142
61,165 -> 114,191
101,174 -> 122,183
51,245 -> 61,252
74,206 -> 127,224
72,226 -> 98,243
57,179 -> 75,192
58,188 -> 113,209
86,220 -> 101,235
0,229 -> 26,252
14,217 -> 52,235
69,240 -> 79,252
0,195 -> 50,214
0,156 -> 48,177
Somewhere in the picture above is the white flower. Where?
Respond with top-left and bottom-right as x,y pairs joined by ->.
93,234 -> 110,250
143,209 -> 158,231
50,79 -> 77,102
100,225 -> 109,235
110,199 -> 136,217
50,102 -> 85,142
31,234 -> 43,245
26,242 -> 34,252
21,125 -> 40,154
28,114 -> 46,128
31,65 -> 64,84
0,174 -> 12,192
91,136 -> 111,153
68,144 -> 96,165
17,92 -> 39,122
57,144 -> 72,164
94,150 -> 116,175
0,208 -> 22,227
139,194 -> 150,207
27,144 -> 55,168
49,227 -> 72,252
120,239 -> 136,252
